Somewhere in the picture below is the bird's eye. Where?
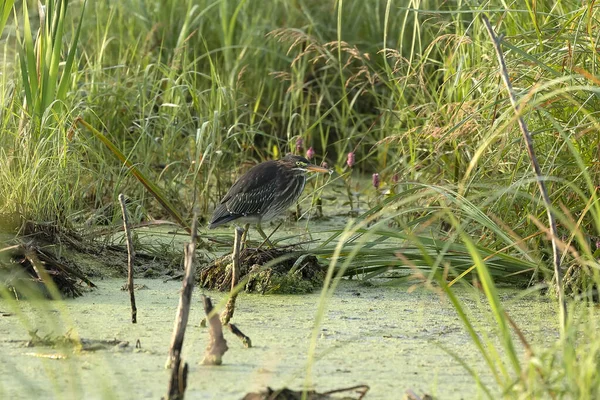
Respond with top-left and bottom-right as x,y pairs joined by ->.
296,161 -> 306,167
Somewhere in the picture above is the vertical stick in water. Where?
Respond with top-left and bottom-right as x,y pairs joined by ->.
201,295 -> 229,365
118,193 -> 137,324
165,215 -> 198,400
221,227 -> 244,325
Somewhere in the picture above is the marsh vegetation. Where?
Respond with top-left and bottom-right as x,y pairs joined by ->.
2,0 -> 600,398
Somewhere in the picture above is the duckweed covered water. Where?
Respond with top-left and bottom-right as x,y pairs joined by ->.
0,277 -> 559,399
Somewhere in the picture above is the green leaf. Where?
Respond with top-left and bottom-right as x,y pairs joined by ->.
57,0 -> 87,101
0,0 -> 15,35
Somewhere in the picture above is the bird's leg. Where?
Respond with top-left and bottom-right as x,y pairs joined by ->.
256,223 -> 275,248
241,223 -> 250,248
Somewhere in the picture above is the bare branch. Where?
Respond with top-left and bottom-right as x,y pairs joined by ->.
201,295 -> 228,365
481,15 -> 567,329
220,227 -> 244,325
118,193 -> 137,324
165,215 -> 198,376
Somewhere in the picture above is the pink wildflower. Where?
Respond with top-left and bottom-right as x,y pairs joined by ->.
346,152 -> 355,168
372,173 -> 380,189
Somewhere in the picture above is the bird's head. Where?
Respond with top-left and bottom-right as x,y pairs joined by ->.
281,154 -> 331,175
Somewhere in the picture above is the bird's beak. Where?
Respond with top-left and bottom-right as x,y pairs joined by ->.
306,164 -> 332,174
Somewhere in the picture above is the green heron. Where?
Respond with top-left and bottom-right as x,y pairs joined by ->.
208,154 -> 330,244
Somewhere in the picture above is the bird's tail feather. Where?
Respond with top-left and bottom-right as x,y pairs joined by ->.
208,212 -> 239,229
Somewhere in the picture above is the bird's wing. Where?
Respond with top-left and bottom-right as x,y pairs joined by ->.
224,184 -> 275,216
208,182 -> 277,228
208,204 -> 238,228
220,161 -> 279,206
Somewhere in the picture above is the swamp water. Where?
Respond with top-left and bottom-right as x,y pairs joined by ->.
0,276 -> 559,399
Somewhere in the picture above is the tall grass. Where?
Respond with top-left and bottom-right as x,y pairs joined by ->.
16,0 -> 86,126
2,0 -> 599,241
2,0 -> 600,397
1,0 -> 86,227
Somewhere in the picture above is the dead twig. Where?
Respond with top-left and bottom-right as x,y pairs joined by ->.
403,389 -> 433,400
323,384 -> 370,399
118,194 -> 137,324
201,295 -> 228,365
166,358 -> 188,400
207,226 -> 253,348
242,384 -> 370,400
220,227 -> 244,325
481,15 -> 567,330
165,216 -> 198,400
227,323 -> 252,348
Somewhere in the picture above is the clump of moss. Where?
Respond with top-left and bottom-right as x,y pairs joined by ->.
199,248 -> 324,294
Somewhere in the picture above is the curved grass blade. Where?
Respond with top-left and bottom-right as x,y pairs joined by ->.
74,117 -> 191,233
